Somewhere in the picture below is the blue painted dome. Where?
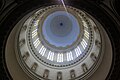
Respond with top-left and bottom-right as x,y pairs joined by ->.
42,11 -> 80,47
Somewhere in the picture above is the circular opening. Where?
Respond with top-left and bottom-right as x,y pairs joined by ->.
25,5 -> 94,67
4,4 -> 113,80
